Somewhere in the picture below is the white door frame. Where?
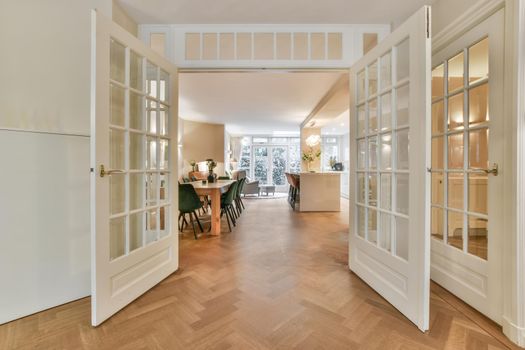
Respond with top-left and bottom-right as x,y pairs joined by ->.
90,9 -> 179,326
432,0 -> 525,346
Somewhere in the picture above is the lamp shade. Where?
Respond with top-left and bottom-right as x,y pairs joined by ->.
305,134 -> 321,147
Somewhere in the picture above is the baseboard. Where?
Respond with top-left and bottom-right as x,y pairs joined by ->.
502,316 -> 525,347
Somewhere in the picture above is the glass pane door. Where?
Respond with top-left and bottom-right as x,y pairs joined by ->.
253,146 -> 269,184
431,38 -> 490,260
271,146 -> 287,186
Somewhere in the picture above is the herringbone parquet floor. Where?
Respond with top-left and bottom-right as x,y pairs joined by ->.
0,198 -> 521,349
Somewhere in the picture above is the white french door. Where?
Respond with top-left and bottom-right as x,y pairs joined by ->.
430,10 -> 504,323
252,145 -> 288,190
349,7 -> 431,331
90,11 -> 178,326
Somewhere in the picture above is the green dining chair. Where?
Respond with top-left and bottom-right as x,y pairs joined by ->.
179,183 -> 204,239
220,181 -> 239,233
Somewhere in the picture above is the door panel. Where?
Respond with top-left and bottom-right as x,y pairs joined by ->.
430,9 -> 504,323
349,6 -> 431,331
90,11 -> 178,326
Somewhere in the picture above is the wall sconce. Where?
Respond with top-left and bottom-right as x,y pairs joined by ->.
305,134 -> 321,147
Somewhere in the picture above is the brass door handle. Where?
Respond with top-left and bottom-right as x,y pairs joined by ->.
99,165 -> 125,177
471,163 -> 498,176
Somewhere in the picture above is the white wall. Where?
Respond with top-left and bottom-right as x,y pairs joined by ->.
0,0 -> 112,324
431,0 -> 481,34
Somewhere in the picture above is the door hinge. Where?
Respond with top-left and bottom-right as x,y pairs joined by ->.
426,7 -> 431,39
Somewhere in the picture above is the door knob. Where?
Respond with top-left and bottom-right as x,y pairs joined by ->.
471,163 -> 498,176
99,164 -> 125,177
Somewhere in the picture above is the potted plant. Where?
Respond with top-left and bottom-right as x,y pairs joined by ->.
189,160 -> 197,172
206,159 -> 217,183
329,156 -> 337,170
302,149 -> 321,172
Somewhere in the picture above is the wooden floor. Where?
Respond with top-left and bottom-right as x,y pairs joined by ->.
1,197 -> 521,349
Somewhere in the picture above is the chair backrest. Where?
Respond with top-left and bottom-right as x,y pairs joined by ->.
179,184 -> 203,212
235,177 -> 246,197
218,176 -> 231,180
188,171 -> 208,181
222,181 -> 239,205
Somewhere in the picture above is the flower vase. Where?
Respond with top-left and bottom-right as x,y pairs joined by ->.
207,171 -> 215,183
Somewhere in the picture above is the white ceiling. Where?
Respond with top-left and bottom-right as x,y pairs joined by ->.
179,72 -> 344,135
118,0 -> 434,25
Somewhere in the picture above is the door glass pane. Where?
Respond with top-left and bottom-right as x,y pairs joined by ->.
160,70 -> 169,102
447,210 -> 463,250
357,140 -> 366,170
130,133 -> 144,170
432,64 -> 444,99
110,84 -> 125,127
369,174 -> 378,207
110,39 -> 125,83
110,129 -> 125,169
396,129 -> 409,170
110,174 -> 125,215
130,173 -> 144,210
469,128 -> 489,169
368,61 -> 378,96
396,38 -> 410,81
129,212 -> 144,252
160,173 -> 169,202
380,51 -> 392,89
272,147 -> 287,185
147,137 -> 157,170
396,174 -> 409,215
431,207 -> 444,241
130,92 -> 144,131
160,206 -> 170,238
357,173 -> 366,204
357,206 -> 366,238
395,216 -> 409,260
380,174 -> 391,210
130,50 -> 143,91
468,215 -> 488,259
357,105 -> 366,136
379,213 -> 392,252
159,139 -> 169,170
469,83 -> 489,126
146,61 -> 158,99
432,101 -> 444,134
254,147 -> 269,184
368,209 -> 377,244
448,93 -> 464,130
147,99 -> 157,134
468,173 -> 488,214
431,172 -> 444,205
448,133 -> 464,169
160,104 -> 168,136
448,52 -> 464,92
146,173 -> 158,206
357,70 -> 365,101
432,136 -> 444,169
469,38 -> 489,84
146,209 -> 158,244
380,133 -> 392,170
447,173 -> 463,209
368,136 -> 377,169
110,216 -> 126,260
380,93 -> 392,130
368,99 -> 378,133
396,84 -> 409,126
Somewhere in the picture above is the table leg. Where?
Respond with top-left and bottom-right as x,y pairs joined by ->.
210,190 -> 221,235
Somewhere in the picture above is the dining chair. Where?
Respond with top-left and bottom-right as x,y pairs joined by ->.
220,181 -> 239,233
179,183 -> 205,239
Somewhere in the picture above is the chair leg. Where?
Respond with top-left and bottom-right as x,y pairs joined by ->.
189,213 -> 198,239
193,211 -> 204,232
222,208 -> 232,232
228,205 -> 236,227
239,197 -> 245,209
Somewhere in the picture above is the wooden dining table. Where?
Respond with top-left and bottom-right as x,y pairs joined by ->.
190,180 -> 235,235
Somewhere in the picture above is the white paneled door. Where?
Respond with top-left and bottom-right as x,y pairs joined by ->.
349,7 -> 431,331
90,11 -> 179,326
430,10 -> 504,323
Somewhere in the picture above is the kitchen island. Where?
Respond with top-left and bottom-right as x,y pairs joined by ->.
299,172 -> 341,212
